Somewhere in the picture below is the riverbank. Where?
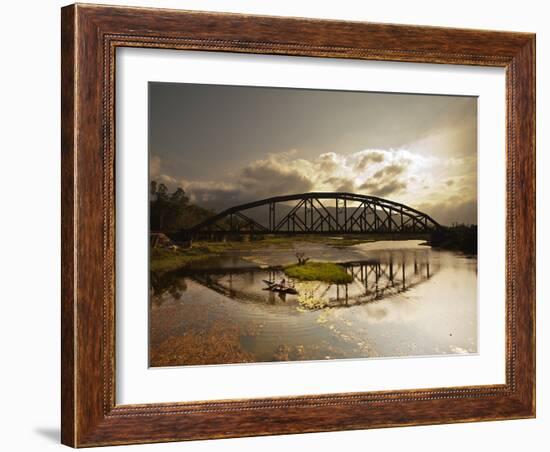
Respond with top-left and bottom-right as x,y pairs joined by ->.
150,234 -> 433,274
427,225 -> 477,255
150,235 -> 368,274
149,240 -> 477,366
150,247 -> 219,273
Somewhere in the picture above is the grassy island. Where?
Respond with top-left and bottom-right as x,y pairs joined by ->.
283,262 -> 353,284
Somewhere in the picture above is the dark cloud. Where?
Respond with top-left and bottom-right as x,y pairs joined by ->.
417,199 -> 477,225
355,151 -> 385,171
372,163 -> 407,179
150,83 -> 477,224
360,180 -> 407,197
184,182 -> 242,209
181,157 -> 314,210
323,177 -> 356,193
240,159 -> 314,199
152,146 -> 476,225
359,159 -> 410,198
318,153 -> 339,173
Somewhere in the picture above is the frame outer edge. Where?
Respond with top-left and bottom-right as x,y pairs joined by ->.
60,3 -> 536,446
61,3 -> 77,448
514,35 -> 536,416
530,35 -> 536,417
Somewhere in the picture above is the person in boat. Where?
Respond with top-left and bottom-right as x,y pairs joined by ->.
279,278 -> 287,288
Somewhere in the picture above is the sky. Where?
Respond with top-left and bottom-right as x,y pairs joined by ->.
149,82 -> 477,225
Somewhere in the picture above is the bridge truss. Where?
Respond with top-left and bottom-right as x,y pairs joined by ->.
185,192 -> 441,237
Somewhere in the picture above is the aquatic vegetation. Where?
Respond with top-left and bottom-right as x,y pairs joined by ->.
150,235 -> 432,275
272,344 -> 307,361
295,282 -> 330,309
298,294 -> 329,309
150,247 -> 220,273
149,241 -> 476,366
273,344 -> 291,361
284,262 -> 353,284
150,320 -> 254,366
150,272 -> 188,303
183,235 -> 390,256
316,310 -> 331,324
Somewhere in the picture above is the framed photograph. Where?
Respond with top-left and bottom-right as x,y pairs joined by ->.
61,4 -> 535,447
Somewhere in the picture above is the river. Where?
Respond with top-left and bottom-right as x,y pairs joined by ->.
149,240 -> 477,367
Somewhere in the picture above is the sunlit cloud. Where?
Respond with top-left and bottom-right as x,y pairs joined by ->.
151,146 -> 477,225
149,155 -> 161,178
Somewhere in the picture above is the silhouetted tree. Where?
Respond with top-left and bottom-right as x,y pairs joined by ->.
149,181 -> 214,232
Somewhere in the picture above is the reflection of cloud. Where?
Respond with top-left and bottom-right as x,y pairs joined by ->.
365,299 -> 420,324
450,345 -> 470,354
331,299 -> 420,325
365,306 -> 389,321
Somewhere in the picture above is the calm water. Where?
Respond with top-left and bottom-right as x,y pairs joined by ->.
149,240 -> 477,366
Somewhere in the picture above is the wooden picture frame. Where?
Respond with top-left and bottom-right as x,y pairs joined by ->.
61,3 -> 535,447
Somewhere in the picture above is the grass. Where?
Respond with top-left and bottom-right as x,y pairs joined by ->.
150,233 -> 431,275
192,236 -> 305,252
192,234 -> 428,250
149,247 -> 218,273
283,262 -> 353,284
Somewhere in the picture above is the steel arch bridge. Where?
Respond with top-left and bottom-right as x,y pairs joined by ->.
182,192 -> 442,238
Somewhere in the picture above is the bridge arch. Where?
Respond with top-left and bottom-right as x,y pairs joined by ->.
184,192 -> 442,237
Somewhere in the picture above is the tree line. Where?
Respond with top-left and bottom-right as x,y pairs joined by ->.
429,224 -> 477,255
150,181 -> 214,232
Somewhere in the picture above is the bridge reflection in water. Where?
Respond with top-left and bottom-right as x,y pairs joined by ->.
150,242 -> 478,366
189,256 -> 438,310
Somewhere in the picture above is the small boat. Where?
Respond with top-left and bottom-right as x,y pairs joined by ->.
262,279 -> 299,295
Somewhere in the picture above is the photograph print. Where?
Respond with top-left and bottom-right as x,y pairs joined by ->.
148,82 -> 478,367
